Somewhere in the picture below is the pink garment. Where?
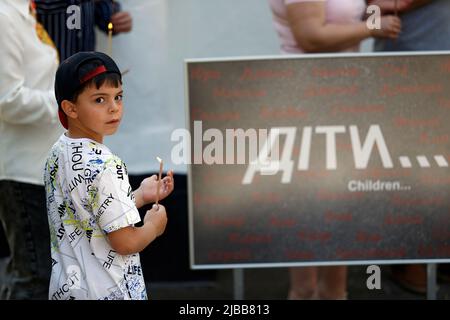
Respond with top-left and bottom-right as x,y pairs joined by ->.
268,0 -> 366,53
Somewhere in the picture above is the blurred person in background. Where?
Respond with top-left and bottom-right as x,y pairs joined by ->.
0,0 -> 62,299
372,0 -> 450,51
370,0 -> 450,295
0,0 -> 133,299
34,0 -> 132,61
268,0 -> 406,299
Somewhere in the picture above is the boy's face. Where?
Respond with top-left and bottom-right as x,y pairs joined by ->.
70,83 -> 123,141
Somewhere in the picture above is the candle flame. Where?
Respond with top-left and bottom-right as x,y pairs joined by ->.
156,157 -> 163,163
108,22 -> 113,31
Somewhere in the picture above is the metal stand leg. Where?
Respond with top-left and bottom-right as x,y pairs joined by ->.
233,268 -> 244,300
427,263 -> 437,300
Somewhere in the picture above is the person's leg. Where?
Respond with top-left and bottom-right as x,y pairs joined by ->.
288,267 -> 318,299
390,264 -> 426,294
0,187 -> 10,295
0,181 -> 51,300
317,266 -> 347,300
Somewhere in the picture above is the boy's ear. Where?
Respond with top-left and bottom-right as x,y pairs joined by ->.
61,100 -> 78,120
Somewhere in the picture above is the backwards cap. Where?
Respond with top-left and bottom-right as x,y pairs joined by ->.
55,51 -> 122,129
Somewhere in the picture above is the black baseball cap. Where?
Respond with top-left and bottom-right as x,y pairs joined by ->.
55,51 -> 122,129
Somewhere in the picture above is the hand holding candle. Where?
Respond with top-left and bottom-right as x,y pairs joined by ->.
135,167 -> 174,209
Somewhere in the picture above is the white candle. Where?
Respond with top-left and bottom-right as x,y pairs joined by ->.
108,22 -> 113,56
156,157 -> 164,208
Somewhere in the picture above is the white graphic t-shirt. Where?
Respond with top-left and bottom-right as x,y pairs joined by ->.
44,133 -> 147,300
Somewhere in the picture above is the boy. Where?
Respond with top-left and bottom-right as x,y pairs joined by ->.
44,51 -> 174,300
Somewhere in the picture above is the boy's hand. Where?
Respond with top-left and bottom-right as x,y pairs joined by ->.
368,0 -> 413,14
134,170 -> 174,208
108,204 -> 168,255
144,204 -> 167,237
370,15 -> 402,39
111,11 -> 133,33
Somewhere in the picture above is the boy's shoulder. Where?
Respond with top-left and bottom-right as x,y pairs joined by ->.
48,134 -> 125,173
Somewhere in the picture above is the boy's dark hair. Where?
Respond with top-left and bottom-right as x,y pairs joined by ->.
55,52 -> 122,129
71,59 -> 122,103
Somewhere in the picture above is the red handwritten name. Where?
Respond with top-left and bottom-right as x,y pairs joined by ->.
355,231 -> 381,243
251,192 -> 282,204
381,84 -> 443,97
295,169 -> 331,179
390,195 -> 445,207
419,132 -> 449,145
383,213 -> 424,225
331,104 -> 385,116
213,87 -> 266,98
437,245 -> 450,256
304,84 -> 358,98
418,245 -> 434,256
316,190 -> 364,201
203,216 -> 245,228
228,232 -> 272,244
202,171 -> 244,185
194,194 -> 233,206
431,228 -> 450,241
240,67 -> 294,81
357,168 -> 412,179
260,106 -> 308,120
394,116 -> 441,128
439,98 -> 450,109
324,211 -> 353,223
191,108 -> 240,121
441,60 -> 450,73
420,175 -> 450,186
297,230 -> 331,243
269,216 -> 296,228
336,247 -> 407,259
190,66 -> 221,82
311,66 -> 360,78
285,250 -> 315,260
378,64 -> 408,77
207,249 -> 252,262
